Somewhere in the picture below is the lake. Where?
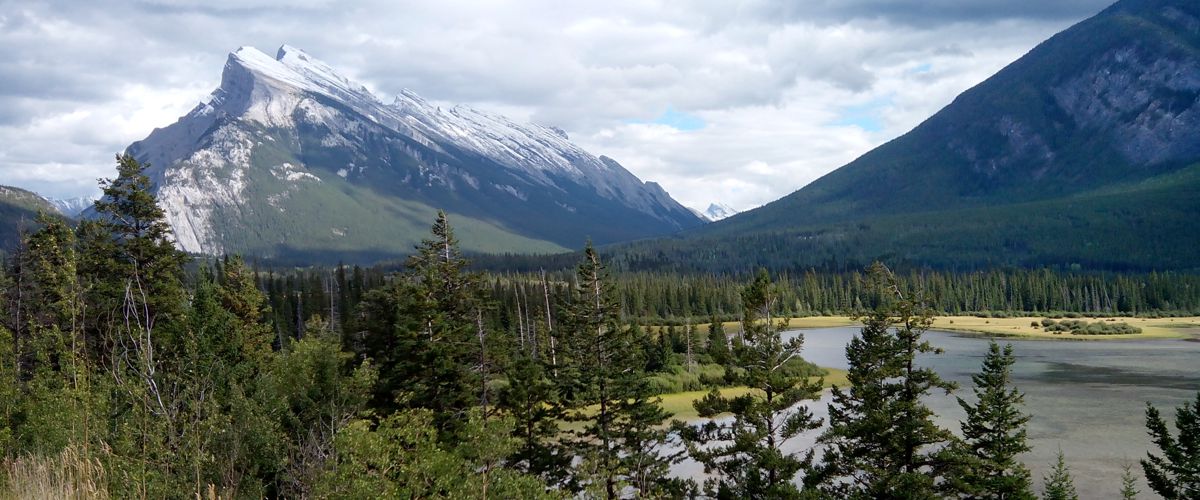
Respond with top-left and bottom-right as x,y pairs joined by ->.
673,326 -> 1200,498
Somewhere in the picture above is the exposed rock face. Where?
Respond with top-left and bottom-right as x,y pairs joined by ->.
117,45 -> 702,258
1053,44 -> 1200,166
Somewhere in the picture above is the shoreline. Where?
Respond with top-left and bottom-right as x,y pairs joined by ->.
681,315 -> 1200,341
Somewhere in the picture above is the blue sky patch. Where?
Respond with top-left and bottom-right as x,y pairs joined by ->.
632,107 -> 706,131
831,96 -> 893,133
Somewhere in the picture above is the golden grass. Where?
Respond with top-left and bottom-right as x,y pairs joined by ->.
658,367 -> 849,422
648,316 -> 858,335
699,314 -> 1200,341
1,446 -> 107,500
929,315 -> 1200,340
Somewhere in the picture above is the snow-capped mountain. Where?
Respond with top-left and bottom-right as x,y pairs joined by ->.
696,203 -> 738,221
47,196 -> 96,218
120,45 -> 703,260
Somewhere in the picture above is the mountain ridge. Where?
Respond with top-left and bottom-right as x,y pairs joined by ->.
618,0 -> 1200,272
119,45 -> 702,261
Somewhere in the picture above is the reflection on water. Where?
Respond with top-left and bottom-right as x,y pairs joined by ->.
671,326 -> 1200,499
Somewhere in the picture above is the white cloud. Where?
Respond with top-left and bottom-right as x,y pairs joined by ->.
0,0 -> 1111,205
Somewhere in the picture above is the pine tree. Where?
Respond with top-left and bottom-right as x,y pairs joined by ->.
1140,391 -> 1200,499
706,315 -> 729,366
1120,463 -> 1139,500
497,353 -> 573,490
74,154 -> 192,497
371,211 -> 484,438
809,262 -> 958,498
676,269 -> 823,498
560,243 -> 676,499
1042,450 -> 1079,500
947,342 -> 1035,499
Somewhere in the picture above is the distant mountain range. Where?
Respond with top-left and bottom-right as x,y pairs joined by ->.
112,45 -> 701,262
48,196 -> 96,218
622,0 -> 1200,272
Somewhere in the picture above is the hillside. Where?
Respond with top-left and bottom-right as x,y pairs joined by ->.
640,0 -> 1200,272
0,186 -> 61,252
118,45 -> 702,263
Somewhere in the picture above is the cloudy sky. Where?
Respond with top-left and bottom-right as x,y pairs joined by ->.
0,0 -> 1115,210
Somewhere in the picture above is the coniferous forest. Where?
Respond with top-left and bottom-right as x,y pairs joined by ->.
2,159 -> 1199,498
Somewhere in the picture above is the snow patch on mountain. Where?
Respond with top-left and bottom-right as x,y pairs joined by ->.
47,196 -> 97,217
690,203 -> 739,222
122,43 -> 703,256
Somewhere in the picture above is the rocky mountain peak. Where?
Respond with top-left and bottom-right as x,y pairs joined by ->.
118,44 -> 702,261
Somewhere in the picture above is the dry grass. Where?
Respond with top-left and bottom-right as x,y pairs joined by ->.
661,367 -> 849,422
1,446 -> 107,500
761,315 -> 1200,341
929,315 -> 1200,340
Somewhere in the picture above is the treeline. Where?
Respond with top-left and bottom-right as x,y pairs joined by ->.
258,265 -> 1200,342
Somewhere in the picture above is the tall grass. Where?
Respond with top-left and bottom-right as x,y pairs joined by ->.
1,446 -> 107,500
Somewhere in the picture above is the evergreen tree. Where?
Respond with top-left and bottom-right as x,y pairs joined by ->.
809,263 -> 958,498
1042,450 -> 1079,500
560,243 -> 677,499
74,154 -> 192,497
1141,391 -> 1200,499
706,315 -> 729,366
496,353 -> 573,490
947,342 -> 1035,499
363,211 -> 483,439
1120,463 -> 1139,500
676,269 -> 823,498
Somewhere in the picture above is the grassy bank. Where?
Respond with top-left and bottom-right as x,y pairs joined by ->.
659,367 -> 849,422
686,315 -> 1200,340
928,315 -> 1200,340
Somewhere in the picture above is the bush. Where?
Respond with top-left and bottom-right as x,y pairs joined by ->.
1039,318 -> 1141,335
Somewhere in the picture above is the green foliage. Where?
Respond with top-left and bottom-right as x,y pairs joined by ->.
1041,319 -> 1142,335
1121,462 -> 1139,500
946,342 -> 1035,499
560,244 -> 680,499
675,269 -> 823,498
261,319 -> 376,497
1141,391 -> 1200,499
810,263 -> 958,498
316,409 -> 559,499
496,354 -> 572,489
1042,450 -> 1079,500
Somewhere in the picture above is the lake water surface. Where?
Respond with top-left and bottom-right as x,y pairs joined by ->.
674,326 -> 1200,498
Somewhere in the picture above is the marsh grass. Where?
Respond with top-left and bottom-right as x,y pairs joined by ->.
1,446 -> 107,500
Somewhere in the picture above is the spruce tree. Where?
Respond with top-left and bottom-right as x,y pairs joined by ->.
706,315 -> 729,366
1042,450 -> 1079,500
809,262 -> 958,498
1120,463 -> 1139,500
496,353 -> 573,490
560,243 -> 676,499
676,269 -> 823,498
1141,391 -> 1200,499
947,342 -> 1035,499
374,211 -> 484,438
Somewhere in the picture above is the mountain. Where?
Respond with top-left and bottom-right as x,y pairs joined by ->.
119,45 -> 702,262
702,203 -> 739,221
48,196 -> 96,218
0,185 -> 61,252
650,0 -> 1200,272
